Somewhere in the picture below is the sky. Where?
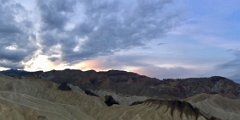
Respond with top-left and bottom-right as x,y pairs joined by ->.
0,0 -> 240,82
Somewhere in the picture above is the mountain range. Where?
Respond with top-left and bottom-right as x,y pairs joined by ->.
0,69 -> 240,120
1,69 -> 239,99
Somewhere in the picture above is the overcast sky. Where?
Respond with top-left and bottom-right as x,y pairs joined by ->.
0,0 -> 240,82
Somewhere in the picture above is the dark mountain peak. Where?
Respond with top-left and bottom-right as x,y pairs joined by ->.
49,69 -> 82,73
106,70 -> 136,76
84,70 -> 97,73
209,76 -> 229,83
210,76 -> 227,80
0,69 -> 30,78
108,69 -> 125,72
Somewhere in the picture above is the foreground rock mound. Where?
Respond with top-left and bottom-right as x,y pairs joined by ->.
186,93 -> 240,120
132,99 -> 221,120
0,75 -> 217,120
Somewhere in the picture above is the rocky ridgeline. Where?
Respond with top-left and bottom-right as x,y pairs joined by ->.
1,69 -> 240,99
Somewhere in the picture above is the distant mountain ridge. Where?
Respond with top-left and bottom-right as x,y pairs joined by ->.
1,69 -> 240,99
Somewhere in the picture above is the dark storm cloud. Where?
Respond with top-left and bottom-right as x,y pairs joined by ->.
0,60 -> 24,69
37,0 -> 77,30
0,0 -> 37,69
37,0 -> 180,63
218,50 -> 240,82
219,51 -> 240,68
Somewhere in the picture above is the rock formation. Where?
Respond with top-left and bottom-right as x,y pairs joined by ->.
0,75 -> 221,120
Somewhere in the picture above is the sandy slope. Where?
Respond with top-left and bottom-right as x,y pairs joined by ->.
186,93 -> 240,120
0,75 -> 214,120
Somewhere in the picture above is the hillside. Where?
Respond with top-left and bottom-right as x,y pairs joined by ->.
1,69 -> 240,99
186,93 -> 240,120
0,75 -> 219,120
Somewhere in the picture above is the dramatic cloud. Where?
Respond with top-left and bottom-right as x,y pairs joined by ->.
0,0 -> 180,69
0,0 -> 37,69
37,0 -> 180,63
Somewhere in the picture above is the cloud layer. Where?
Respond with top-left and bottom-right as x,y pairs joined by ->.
0,0 -> 180,71
37,0 -> 179,63
218,50 -> 240,82
0,0 -> 37,69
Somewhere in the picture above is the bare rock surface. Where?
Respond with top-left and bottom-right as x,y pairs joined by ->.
186,93 -> 240,120
0,75 -> 217,120
1,69 -> 240,99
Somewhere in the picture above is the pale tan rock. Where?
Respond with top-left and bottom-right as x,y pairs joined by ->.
186,93 -> 240,120
0,75 -> 216,120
